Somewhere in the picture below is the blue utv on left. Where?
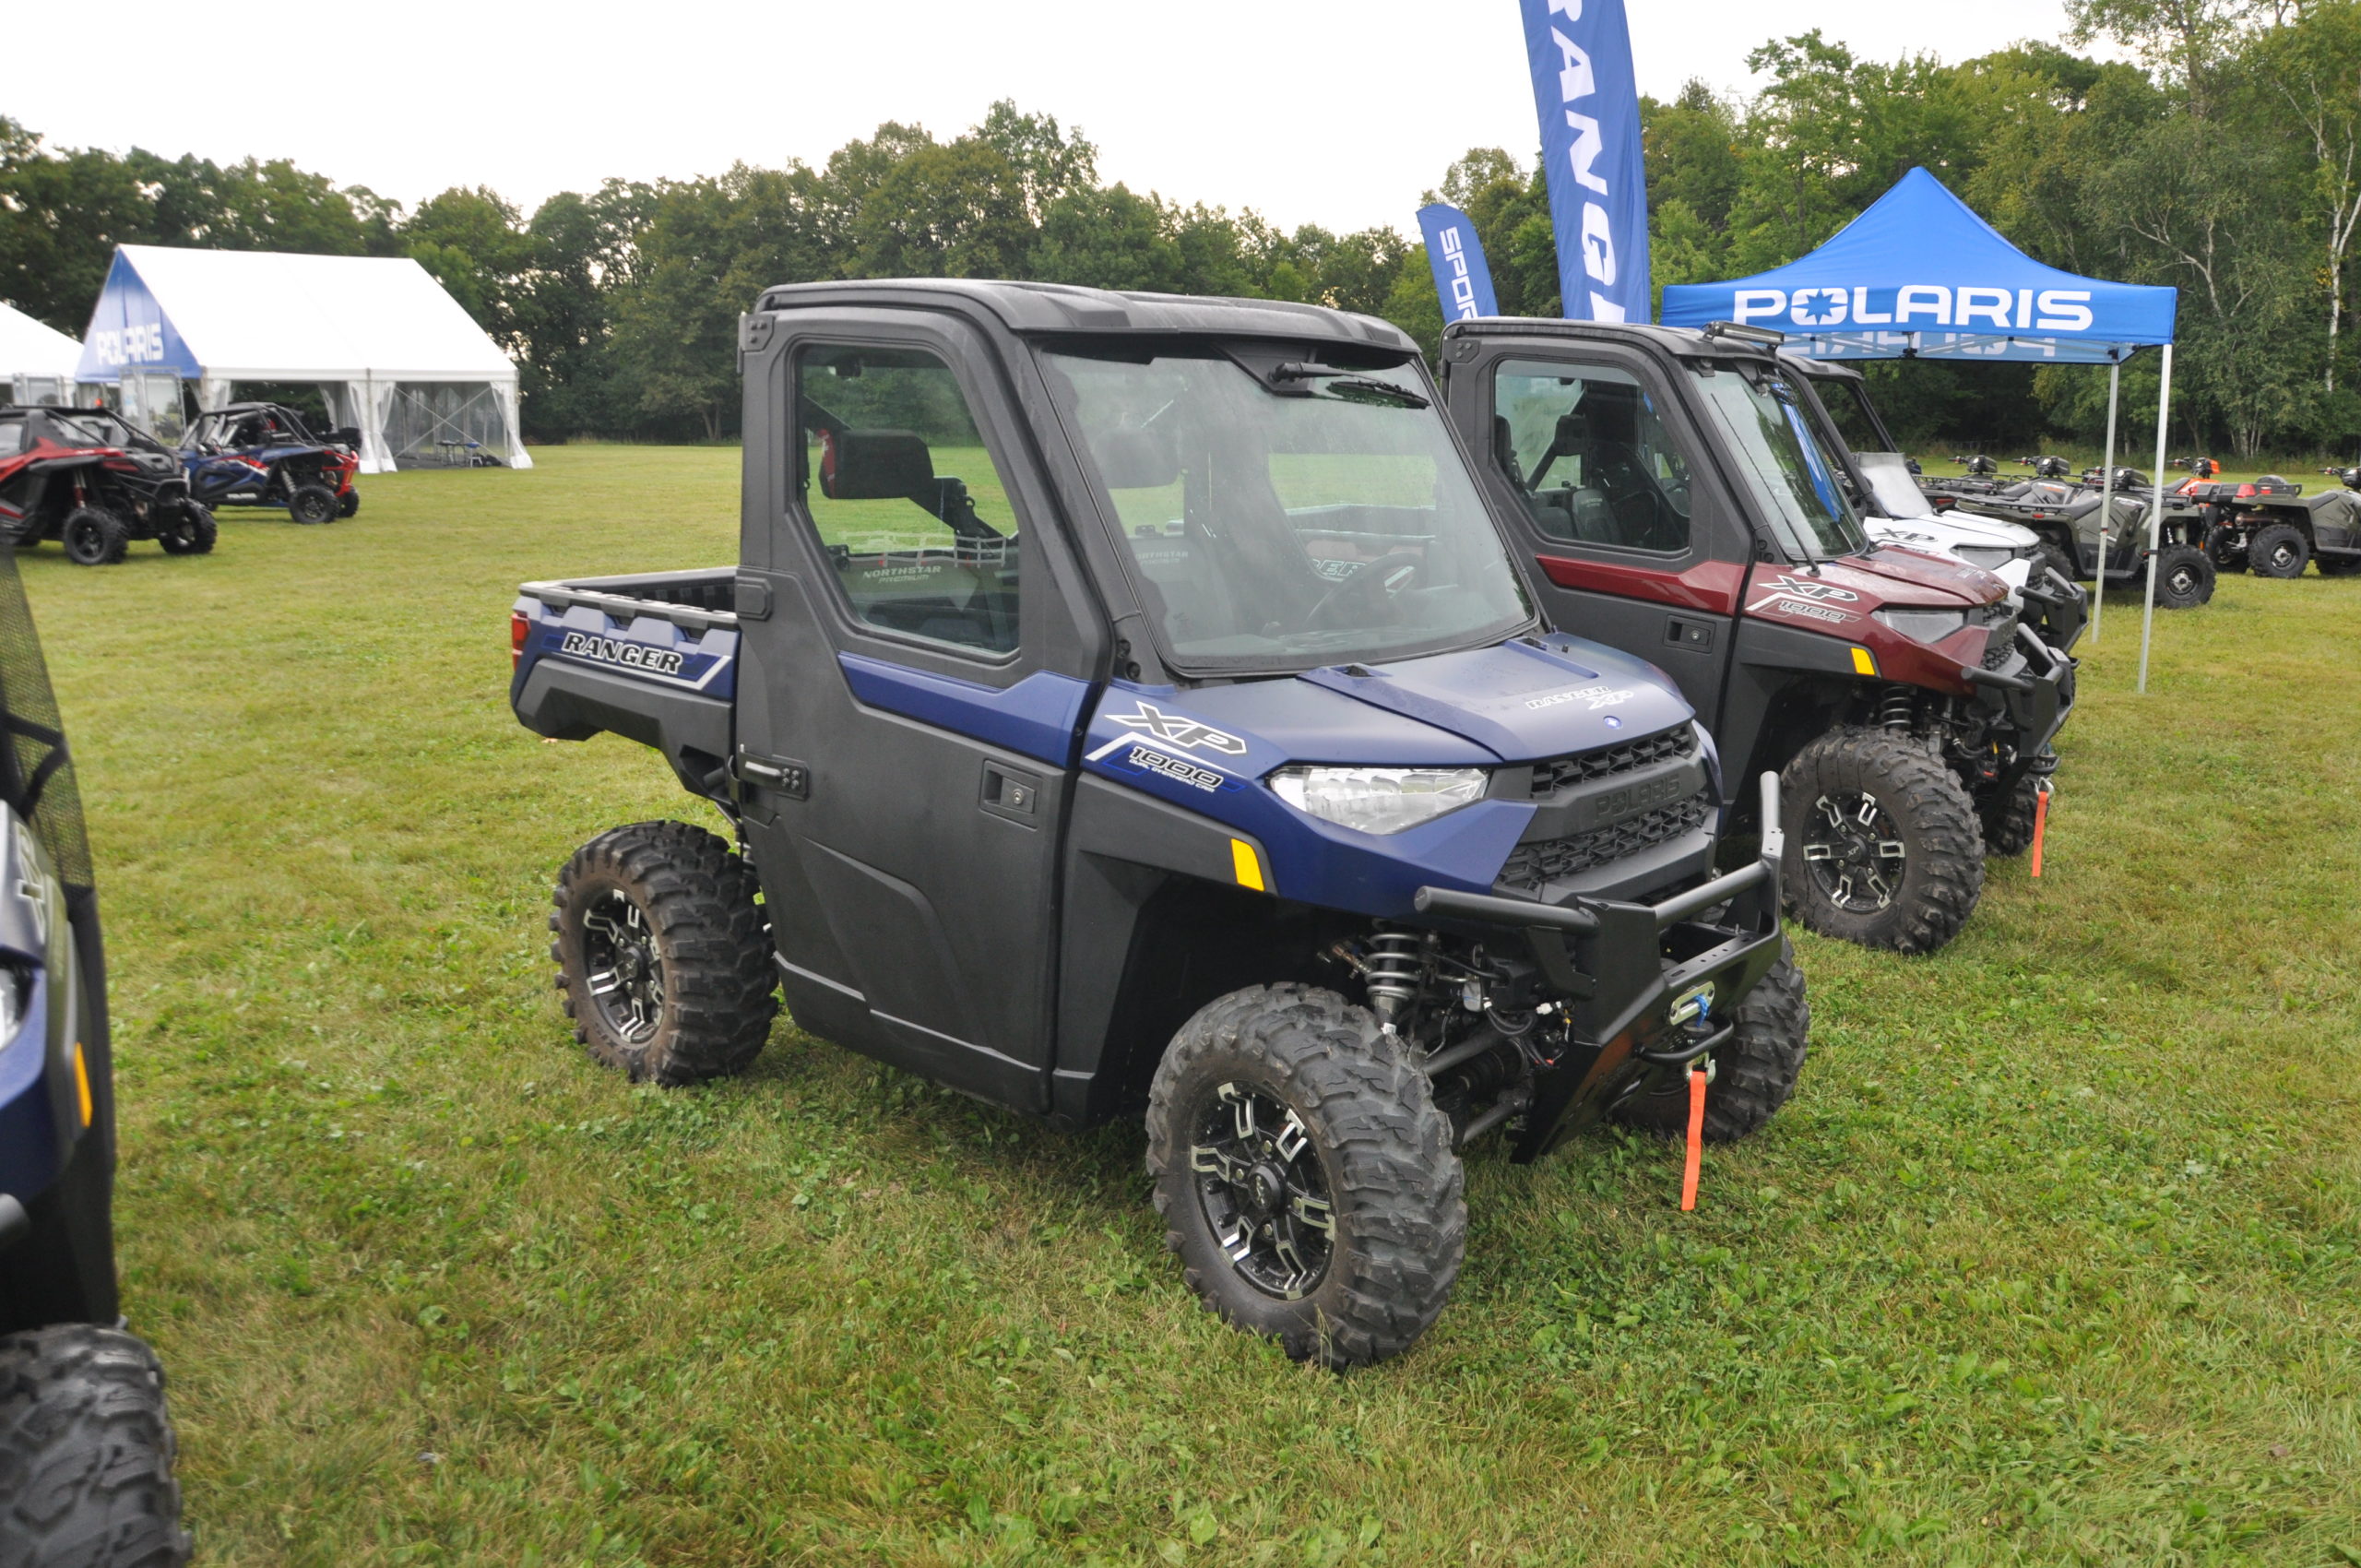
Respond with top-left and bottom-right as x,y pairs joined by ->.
0,552 -> 188,1565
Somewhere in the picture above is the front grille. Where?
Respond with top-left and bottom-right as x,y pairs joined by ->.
1530,724 -> 1697,799
1497,790 -> 1712,892
1981,606 -> 2021,669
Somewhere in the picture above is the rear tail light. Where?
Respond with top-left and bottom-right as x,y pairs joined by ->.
511,612 -> 528,668
2236,483 -> 2257,498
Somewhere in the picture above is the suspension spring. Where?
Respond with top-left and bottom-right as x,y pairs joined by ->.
1362,926 -> 1424,1024
1877,684 -> 1915,731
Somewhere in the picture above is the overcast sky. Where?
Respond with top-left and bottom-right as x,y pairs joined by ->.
7,0 -> 2080,236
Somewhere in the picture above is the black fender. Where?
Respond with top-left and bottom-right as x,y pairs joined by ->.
511,659 -> 735,801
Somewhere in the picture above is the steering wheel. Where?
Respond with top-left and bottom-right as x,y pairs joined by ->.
1307,550 -> 1424,627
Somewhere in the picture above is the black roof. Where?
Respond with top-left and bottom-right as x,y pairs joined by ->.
1442,315 -> 1786,362
753,279 -> 1416,353
1780,351 -> 1863,382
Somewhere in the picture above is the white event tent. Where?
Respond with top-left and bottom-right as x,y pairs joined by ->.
74,244 -> 529,472
2,301 -> 84,406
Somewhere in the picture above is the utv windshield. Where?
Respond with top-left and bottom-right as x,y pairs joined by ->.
1688,362 -> 1868,560
1042,346 -> 1531,672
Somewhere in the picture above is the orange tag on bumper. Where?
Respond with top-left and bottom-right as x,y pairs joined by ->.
1680,1067 -> 1706,1212
2031,785 -> 2052,878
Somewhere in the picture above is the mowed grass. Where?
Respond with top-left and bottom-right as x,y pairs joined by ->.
22,444 -> 2360,1565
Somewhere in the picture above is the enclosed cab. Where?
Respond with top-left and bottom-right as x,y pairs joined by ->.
510,281 -> 1811,1366
1437,317 -> 2075,954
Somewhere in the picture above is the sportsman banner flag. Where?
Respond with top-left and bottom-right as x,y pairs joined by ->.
1417,203 -> 1500,323
1519,0 -> 1651,323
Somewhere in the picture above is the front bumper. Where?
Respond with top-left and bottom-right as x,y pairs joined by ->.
1963,624 -> 2074,761
2020,566 -> 2086,653
1414,774 -> 1790,1163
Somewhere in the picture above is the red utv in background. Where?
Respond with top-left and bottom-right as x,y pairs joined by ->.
0,407 -> 217,564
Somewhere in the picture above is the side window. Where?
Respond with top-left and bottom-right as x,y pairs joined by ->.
793,345 -> 1022,657
0,420 -> 21,458
1492,360 -> 1693,553
1821,380 -> 1889,455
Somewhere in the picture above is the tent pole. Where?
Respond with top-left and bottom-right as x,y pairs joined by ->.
2137,343 -> 2174,695
2091,359 -> 2121,643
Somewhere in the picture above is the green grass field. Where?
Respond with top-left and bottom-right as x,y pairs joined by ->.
25,445 -> 2361,1565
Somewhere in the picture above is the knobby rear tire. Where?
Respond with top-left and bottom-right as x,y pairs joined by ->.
60,508 -> 129,567
550,821 -> 777,1085
2247,522 -> 2308,579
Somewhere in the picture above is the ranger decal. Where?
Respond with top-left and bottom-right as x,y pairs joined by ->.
560,630 -> 687,677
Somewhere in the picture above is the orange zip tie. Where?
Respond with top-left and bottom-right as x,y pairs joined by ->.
1680,1067 -> 1706,1212
2030,783 -> 2052,878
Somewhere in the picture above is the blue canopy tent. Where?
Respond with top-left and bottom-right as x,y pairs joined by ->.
1662,168 -> 2182,687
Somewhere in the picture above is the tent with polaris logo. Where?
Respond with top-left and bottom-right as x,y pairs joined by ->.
1662,168 -> 2181,690
1,301 -> 84,406
72,244 -> 529,473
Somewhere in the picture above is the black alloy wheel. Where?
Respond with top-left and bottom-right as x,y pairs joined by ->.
157,503 -> 217,556
1801,789 -> 1908,914
580,889 -> 664,1046
286,483 -> 338,525
550,820 -> 777,1085
1780,728 -> 1984,954
1187,1080 -> 1336,1300
1145,983 -> 1465,1368
59,507 -> 129,566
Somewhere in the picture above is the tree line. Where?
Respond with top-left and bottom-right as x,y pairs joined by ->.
4,1 -> 2355,457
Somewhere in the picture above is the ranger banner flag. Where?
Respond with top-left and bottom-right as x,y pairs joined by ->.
1416,203 -> 1501,323
1518,0 -> 1651,323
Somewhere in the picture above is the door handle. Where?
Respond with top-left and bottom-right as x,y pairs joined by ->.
735,755 -> 809,800
980,760 -> 1042,825
1666,614 -> 1715,651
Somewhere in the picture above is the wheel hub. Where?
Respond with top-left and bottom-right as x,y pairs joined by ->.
1188,1081 -> 1335,1300
581,890 -> 664,1043
1801,790 -> 1905,912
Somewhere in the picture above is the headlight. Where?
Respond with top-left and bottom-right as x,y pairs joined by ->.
1268,766 -> 1487,835
1874,607 -> 1969,644
0,956 -> 30,1053
1954,545 -> 2015,571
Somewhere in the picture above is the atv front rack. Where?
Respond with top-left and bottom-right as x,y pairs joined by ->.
1411,774 -> 1789,1161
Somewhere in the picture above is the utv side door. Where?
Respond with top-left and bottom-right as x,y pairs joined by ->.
1450,342 -> 1750,726
730,309 -> 1101,1111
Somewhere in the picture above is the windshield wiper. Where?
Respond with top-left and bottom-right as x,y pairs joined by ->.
1254,359 -> 1430,408
1317,376 -> 1429,410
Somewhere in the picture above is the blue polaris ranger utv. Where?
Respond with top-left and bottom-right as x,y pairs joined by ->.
0,551 -> 188,1562
508,281 -> 1808,1366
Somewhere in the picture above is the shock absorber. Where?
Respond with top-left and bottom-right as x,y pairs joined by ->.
1877,683 -> 1915,731
1361,926 -> 1424,1027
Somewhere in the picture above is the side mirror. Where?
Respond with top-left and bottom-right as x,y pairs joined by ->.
818,427 -> 935,502
1094,427 -> 1179,490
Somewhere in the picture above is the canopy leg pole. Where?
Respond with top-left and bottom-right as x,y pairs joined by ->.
2137,344 -> 2174,695
2091,360 -> 2121,643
